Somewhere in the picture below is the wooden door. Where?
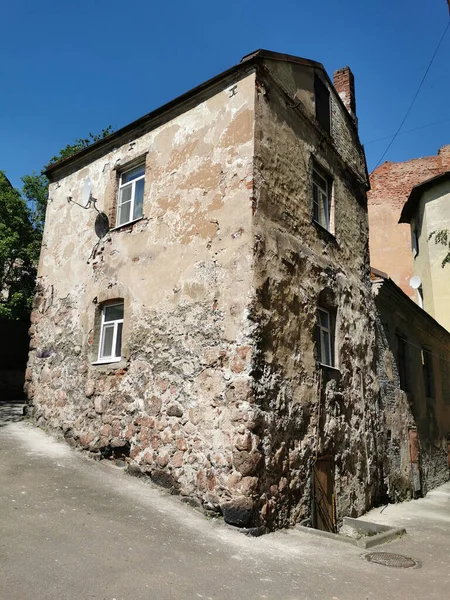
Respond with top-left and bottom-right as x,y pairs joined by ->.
313,456 -> 336,533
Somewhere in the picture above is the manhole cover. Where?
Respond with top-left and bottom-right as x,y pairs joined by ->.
365,552 -> 417,568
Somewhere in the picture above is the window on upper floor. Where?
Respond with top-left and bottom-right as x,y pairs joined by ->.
316,306 -> 335,367
314,74 -> 331,134
116,164 -> 145,227
417,285 -> 424,309
422,347 -> 435,398
312,164 -> 333,232
98,301 -> 124,363
412,227 -> 419,257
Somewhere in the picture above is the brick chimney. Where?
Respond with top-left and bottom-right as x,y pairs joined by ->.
333,66 -> 357,125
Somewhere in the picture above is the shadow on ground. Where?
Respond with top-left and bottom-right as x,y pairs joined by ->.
0,400 -> 25,427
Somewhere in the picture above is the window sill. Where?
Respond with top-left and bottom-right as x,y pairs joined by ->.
110,217 -> 144,232
312,220 -> 338,244
318,363 -> 340,372
91,357 -> 122,365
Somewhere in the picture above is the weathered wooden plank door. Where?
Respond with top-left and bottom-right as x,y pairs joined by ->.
313,456 -> 336,533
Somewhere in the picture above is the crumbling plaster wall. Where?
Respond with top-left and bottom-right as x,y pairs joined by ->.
249,64 -> 385,529
26,72 -> 264,511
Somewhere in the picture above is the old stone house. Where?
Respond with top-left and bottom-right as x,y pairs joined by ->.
26,50 -> 390,531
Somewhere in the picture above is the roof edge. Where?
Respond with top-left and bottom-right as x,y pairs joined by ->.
372,270 -> 450,341
44,60 -> 256,180
399,170 -> 450,223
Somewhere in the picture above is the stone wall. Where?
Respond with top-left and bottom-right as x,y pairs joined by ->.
373,275 -> 450,498
27,54 -> 424,531
248,64 -> 386,529
26,72 -> 260,515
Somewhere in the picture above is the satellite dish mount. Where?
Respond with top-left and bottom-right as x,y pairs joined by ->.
409,276 -> 422,290
67,177 -> 100,213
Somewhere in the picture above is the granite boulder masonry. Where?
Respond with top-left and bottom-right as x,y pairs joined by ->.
24,50 -> 449,531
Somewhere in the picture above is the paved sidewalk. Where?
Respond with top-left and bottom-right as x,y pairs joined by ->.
1,400 -> 450,600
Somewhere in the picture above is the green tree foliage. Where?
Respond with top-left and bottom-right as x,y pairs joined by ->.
22,126 -> 113,233
47,126 -> 113,165
0,172 -> 38,320
428,229 -> 450,268
21,171 -> 48,234
1,126 -> 113,320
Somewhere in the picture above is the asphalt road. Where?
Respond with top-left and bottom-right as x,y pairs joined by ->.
1,400 -> 450,600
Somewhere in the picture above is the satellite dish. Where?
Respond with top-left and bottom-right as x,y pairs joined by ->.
95,212 -> 110,238
81,177 -> 92,206
409,276 -> 422,290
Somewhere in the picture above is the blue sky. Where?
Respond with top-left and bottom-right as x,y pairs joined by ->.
1,0 -> 449,189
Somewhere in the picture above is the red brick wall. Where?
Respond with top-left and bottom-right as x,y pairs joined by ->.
368,145 -> 450,297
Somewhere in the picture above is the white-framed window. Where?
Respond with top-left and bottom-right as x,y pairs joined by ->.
117,164 -> 145,227
316,307 -> 334,367
98,302 -> 124,362
313,166 -> 332,231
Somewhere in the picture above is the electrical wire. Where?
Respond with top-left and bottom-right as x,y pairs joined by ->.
365,118 -> 450,145
374,19 -> 450,169
399,335 -> 450,364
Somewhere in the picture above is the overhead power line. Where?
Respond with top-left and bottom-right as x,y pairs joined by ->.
365,118 -> 450,145
374,18 -> 450,170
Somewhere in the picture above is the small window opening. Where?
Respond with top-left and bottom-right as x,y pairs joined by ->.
316,306 -> 335,367
117,164 -> 145,227
98,301 -> 124,362
417,285 -> 424,309
314,75 -> 331,134
412,228 -> 419,257
313,165 -> 332,232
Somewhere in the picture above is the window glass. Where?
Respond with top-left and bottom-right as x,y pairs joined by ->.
117,164 -> 145,226
115,322 -> 123,357
101,324 -> 114,357
314,75 -> 331,133
412,229 -> 419,257
98,302 -> 124,362
104,304 -> 124,322
133,178 -> 145,219
122,165 -> 145,183
313,167 -> 331,231
317,307 -> 334,367
119,200 -> 131,225
319,309 -> 329,329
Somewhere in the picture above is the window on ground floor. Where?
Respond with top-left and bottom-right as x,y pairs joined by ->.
98,301 -> 124,362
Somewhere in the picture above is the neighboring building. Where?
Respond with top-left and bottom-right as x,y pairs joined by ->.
25,50 -> 402,531
368,146 -> 450,300
372,268 -> 450,497
0,172 -> 33,398
399,172 -> 450,332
